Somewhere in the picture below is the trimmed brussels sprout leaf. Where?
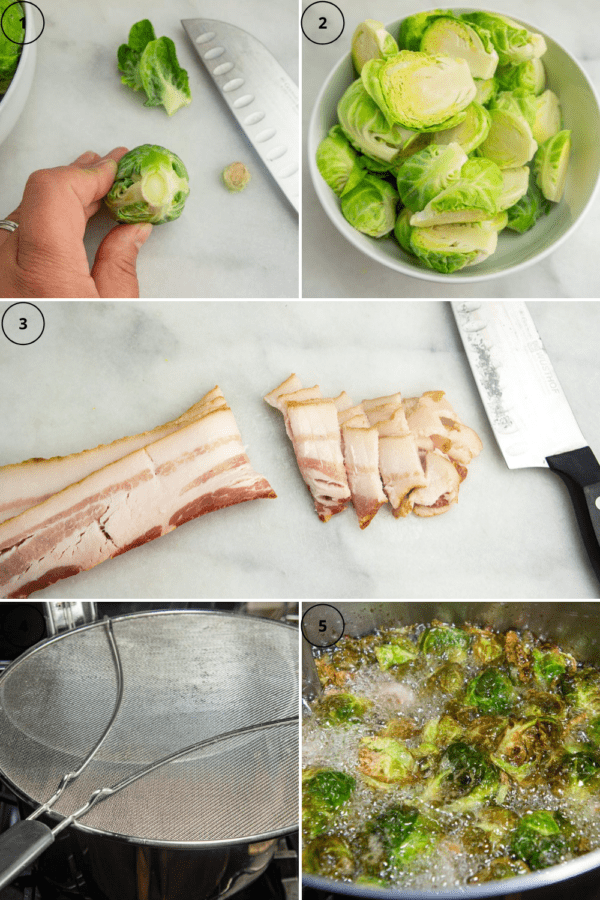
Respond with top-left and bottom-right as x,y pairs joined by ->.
118,20 -> 191,116
478,107 -> 537,168
396,143 -> 467,212
104,145 -> 190,224
497,166 -> 529,211
410,158 -> 503,227
341,173 -> 398,237
420,17 -> 499,80
316,126 -> 363,197
0,0 -> 24,94
506,179 -> 551,232
534,130 -> 571,202
432,102 -> 491,155
462,12 -> 546,66
361,51 -> 476,130
351,20 -> 398,74
337,80 -> 424,165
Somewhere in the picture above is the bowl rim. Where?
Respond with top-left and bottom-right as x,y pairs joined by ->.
0,1 -> 36,109
307,7 -> 600,284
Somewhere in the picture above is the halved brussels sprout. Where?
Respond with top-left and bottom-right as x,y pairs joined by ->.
534,130 -> 571,201
368,806 -> 441,865
337,80 -> 423,165
510,811 -> 569,870
395,142 -> 467,212
359,734 -> 416,786
316,125 -> 362,197
532,90 -> 562,145
410,158 -> 503,227
496,57 -> 546,95
478,107 -> 538,168
473,76 -> 498,106
420,17 -> 499,79
302,767 -> 356,837
314,691 -> 372,726
361,51 -> 476,131
375,635 -> 419,669
398,10 -> 453,51
497,166 -> 530,211
341,173 -> 399,237
423,741 -> 505,810
432,102 -> 492,154
462,12 -> 546,66
351,19 -> 398,74
302,833 -> 355,878
408,219 -> 499,272
491,716 -> 562,783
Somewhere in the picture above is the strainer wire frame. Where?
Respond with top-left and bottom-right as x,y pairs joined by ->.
0,609 -> 300,848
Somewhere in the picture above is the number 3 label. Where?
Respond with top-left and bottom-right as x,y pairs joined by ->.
1,303 -> 45,345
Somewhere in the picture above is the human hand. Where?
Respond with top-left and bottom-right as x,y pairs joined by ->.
0,148 -> 153,298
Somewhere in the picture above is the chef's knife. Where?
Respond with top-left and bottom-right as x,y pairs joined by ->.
181,19 -> 299,212
452,301 -> 600,583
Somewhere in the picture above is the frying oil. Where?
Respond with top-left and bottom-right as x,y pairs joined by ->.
302,624 -> 600,889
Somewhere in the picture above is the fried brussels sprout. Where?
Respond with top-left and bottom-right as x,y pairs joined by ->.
302,768 -> 356,837
510,811 -> 569,870
427,662 -> 466,695
367,806 -> 441,867
504,630 -> 533,682
554,748 -> 600,798
468,627 -> 505,666
423,741 -> 505,810
465,668 -> 515,715
561,669 -> 600,715
375,635 -> 418,669
358,734 -> 415,787
469,856 -> 530,882
314,692 -> 372,727
303,833 -> 355,878
532,647 -> 576,688
491,716 -> 562,783
419,624 -> 470,661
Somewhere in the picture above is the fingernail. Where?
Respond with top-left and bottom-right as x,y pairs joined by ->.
134,223 -> 153,248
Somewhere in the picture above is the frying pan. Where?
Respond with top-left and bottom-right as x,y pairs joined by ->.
0,609 -> 299,900
302,602 -> 600,899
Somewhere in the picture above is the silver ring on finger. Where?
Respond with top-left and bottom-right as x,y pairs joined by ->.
0,219 -> 19,233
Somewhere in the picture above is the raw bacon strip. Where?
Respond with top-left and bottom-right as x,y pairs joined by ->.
278,387 -> 323,440
340,425 -> 387,528
332,391 -> 354,413
0,388 -> 227,524
411,450 -> 461,517
338,405 -> 369,427
0,402 -> 275,599
363,402 -> 426,518
285,399 -> 350,523
263,373 -> 303,410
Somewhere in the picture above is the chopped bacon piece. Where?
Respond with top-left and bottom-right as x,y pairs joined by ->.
0,398 -> 275,599
285,399 -> 351,522
411,450 -> 461,517
405,392 -> 483,467
378,434 -> 427,517
340,425 -> 387,528
0,388 -> 227,525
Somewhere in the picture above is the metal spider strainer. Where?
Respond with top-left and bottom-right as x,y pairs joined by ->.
0,610 -> 298,884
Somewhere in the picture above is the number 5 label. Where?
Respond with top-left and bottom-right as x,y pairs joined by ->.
302,604 -> 345,647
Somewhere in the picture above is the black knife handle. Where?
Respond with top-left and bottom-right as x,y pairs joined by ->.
547,447 -> 600,586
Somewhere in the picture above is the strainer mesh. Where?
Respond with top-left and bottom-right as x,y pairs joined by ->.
0,611 -> 298,843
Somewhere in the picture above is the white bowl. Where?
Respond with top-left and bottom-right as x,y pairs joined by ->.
308,9 -> 600,283
0,2 -> 37,148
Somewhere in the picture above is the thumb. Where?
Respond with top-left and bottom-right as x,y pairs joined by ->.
91,223 -> 153,297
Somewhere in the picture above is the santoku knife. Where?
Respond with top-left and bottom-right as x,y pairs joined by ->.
181,18 -> 299,212
452,301 -> 600,583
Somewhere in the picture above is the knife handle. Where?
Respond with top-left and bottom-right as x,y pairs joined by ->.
547,447 -> 600,584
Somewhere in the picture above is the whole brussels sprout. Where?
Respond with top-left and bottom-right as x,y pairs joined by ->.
104,144 -> 190,224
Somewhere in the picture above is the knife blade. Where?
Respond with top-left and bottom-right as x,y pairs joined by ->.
452,301 -> 600,582
181,18 -> 299,212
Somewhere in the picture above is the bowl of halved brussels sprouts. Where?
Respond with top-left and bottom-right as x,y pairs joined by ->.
308,9 -> 600,282
0,0 -> 37,148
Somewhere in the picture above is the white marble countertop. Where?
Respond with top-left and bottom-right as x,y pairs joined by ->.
302,0 -> 600,298
1,299 -> 598,599
0,0 -> 298,298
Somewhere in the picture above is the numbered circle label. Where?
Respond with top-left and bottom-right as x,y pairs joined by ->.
302,604 -> 345,648
2,302 -> 45,345
301,2 -> 344,45
0,2 -> 45,45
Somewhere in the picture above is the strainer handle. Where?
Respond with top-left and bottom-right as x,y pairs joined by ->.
0,819 -> 54,891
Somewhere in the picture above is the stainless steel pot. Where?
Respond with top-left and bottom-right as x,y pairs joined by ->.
302,602 -> 600,899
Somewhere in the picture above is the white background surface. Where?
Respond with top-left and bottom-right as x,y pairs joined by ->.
0,0 -> 299,298
302,0 -> 600,298
1,299 -> 599,599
